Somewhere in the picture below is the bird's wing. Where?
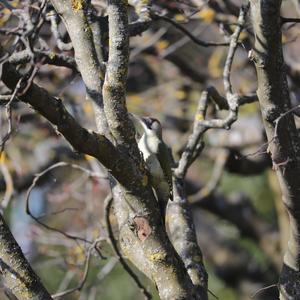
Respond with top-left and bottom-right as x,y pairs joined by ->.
157,142 -> 174,200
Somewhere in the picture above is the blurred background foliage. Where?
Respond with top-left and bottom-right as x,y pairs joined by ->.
1,0 -> 300,299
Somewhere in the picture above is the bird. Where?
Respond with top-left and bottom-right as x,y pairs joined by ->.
130,113 -> 173,221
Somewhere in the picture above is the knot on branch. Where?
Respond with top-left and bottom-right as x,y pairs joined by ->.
263,106 -> 281,124
249,49 -> 267,69
132,216 -> 152,242
227,93 -> 239,111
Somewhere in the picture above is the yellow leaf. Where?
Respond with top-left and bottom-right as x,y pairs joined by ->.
208,48 -> 224,78
70,245 -> 85,264
239,31 -> 248,41
174,14 -> 186,22
175,90 -> 187,100
128,95 -> 143,104
155,40 -> 169,51
195,114 -> 204,122
282,34 -> 288,44
0,8 -> 12,26
85,154 -> 94,161
198,8 -> 216,23
0,152 -> 6,164
83,102 -> 93,115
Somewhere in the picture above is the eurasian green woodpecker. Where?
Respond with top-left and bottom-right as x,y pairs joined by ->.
131,114 -> 173,219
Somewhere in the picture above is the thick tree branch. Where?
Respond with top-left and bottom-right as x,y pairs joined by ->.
250,0 -> 300,298
0,63 -> 135,190
168,7 -> 249,298
51,0 -> 108,135
100,3 -> 203,299
167,177 -> 208,299
0,214 -> 53,300
102,0 -> 138,150
104,195 -> 152,300
2,61 -> 200,299
8,49 -> 77,71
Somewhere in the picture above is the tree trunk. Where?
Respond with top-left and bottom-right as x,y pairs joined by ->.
250,1 -> 300,298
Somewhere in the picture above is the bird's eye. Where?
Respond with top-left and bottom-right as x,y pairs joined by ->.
151,121 -> 160,130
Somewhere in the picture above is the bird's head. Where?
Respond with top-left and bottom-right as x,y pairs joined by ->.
141,117 -> 162,138
130,114 -> 162,139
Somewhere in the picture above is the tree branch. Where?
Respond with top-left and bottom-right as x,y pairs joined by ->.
102,0 -> 138,150
0,214 -> 53,300
104,195 -> 152,300
0,63 -> 135,190
250,0 -> 300,298
51,0 -> 108,135
154,14 -> 229,47
8,49 -> 77,71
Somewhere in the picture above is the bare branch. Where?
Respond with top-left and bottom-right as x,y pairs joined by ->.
154,14 -> 229,48
281,16 -> 300,25
52,237 -> 102,299
0,152 -> 14,212
25,162 -> 104,243
102,0 -> 138,150
0,214 -> 53,299
176,5 -> 249,178
0,63 -> 140,190
167,177 -> 208,299
129,0 -> 152,22
223,4 -> 249,96
51,0 -> 108,135
48,11 -> 73,51
8,49 -> 77,70
250,0 -> 300,297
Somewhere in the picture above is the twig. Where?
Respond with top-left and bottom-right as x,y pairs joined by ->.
251,284 -> 278,299
155,13 -> 229,47
0,77 -> 23,156
176,5 -> 249,178
104,195 -> 152,300
8,49 -> 77,70
0,95 -> 13,102
48,11 -> 73,51
242,104 -> 300,159
223,4 -> 249,96
0,152 -> 14,212
281,17 -> 300,25
129,0 -> 152,22
208,289 -> 219,300
160,24 -> 207,58
25,162 -> 106,244
175,90 -> 209,178
52,238 -> 102,299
